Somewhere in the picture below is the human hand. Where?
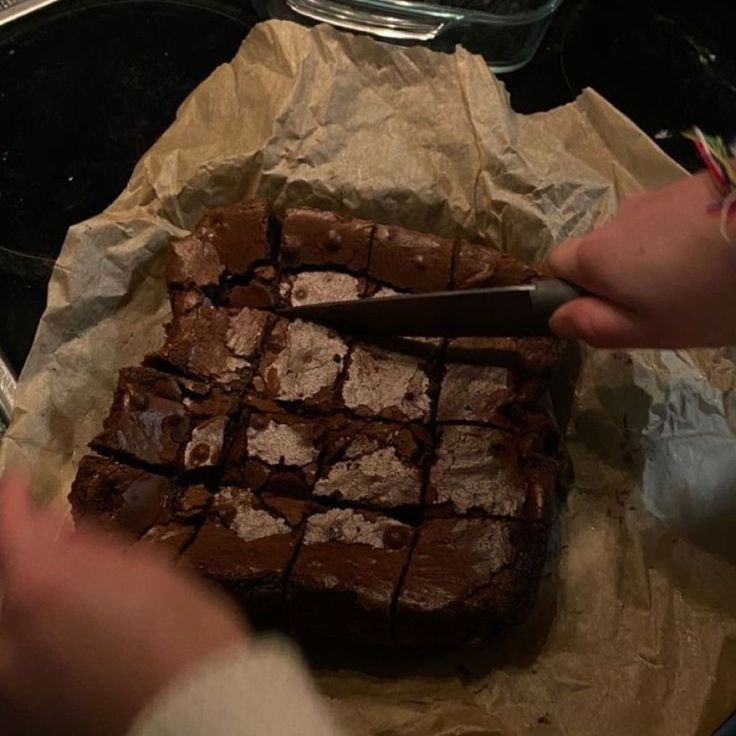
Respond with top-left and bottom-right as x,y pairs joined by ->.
547,171 -> 736,348
0,469 -> 248,736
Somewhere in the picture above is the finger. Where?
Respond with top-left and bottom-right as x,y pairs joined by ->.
546,236 -> 616,299
549,296 -> 652,348
0,469 -> 33,576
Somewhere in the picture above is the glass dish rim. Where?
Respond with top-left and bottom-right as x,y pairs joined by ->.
317,0 -> 565,26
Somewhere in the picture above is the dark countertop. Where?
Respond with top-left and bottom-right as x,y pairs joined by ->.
1,0 -> 735,374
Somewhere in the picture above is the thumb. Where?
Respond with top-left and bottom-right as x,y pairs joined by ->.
549,296 -> 652,349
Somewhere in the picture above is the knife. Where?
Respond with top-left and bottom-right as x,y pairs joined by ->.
0,0 -> 61,27
278,278 -> 585,337
0,346 -> 16,430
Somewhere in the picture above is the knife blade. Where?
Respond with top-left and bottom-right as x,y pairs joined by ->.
0,346 -> 16,431
0,0 -> 61,27
278,278 -> 585,337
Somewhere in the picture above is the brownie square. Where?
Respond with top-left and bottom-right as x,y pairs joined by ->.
437,361 -> 515,425
369,224 -> 453,292
70,455 -> 174,535
280,207 -> 373,271
341,342 -> 434,422
149,300 -> 271,386
395,518 -> 547,647
182,487 -> 306,627
442,337 -> 566,423
279,270 -> 366,307
167,234 -> 224,290
254,317 -> 349,410
287,508 -> 413,644
167,198 -> 272,288
90,366 -> 238,472
223,410 -> 323,496
426,424 -> 556,521
314,418 -> 429,509
452,239 -> 540,290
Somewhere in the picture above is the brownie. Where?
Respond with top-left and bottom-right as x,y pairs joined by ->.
90,366 -> 238,472
288,508 -> 413,644
168,198 -> 272,288
452,239 -> 540,290
149,300 -> 271,386
442,337 -> 566,423
170,288 -> 208,318
70,455 -> 173,535
167,234 -> 224,290
182,487 -> 306,626
314,417 -> 429,509
224,265 -> 279,310
254,317 -> 349,410
281,207 -> 372,271
173,484 -> 212,520
341,342 -> 434,422
437,362 -> 515,425
394,518 -> 547,647
133,523 -> 195,558
71,196 -> 571,650
426,424 -> 557,521
223,410 -> 322,496
279,270 -> 365,307
445,336 -> 565,379
369,224 -> 453,292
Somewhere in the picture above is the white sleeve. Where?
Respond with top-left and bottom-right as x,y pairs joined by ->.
127,635 -> 345,736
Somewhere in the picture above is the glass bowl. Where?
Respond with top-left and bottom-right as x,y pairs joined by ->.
256,0 -> 564,73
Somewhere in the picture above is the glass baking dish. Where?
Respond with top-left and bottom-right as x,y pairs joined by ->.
256,0 -> 564,72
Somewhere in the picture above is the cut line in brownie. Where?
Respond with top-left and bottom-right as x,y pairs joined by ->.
225,409 -> 429,512
287,507 -> 414,645
445,336 -> 565,379
90,366 -> 240,474
70,454 -> 175,535
280,207 -> 373,272
167,197 -> 274,290
425,424 -> 558,522
181,487 -> 310,628
147,299 -> 272,388
253,317 -> 350,411
314,417 -> 430,510
222,264 -> 279,310
223,409 -> 323,497
394,518 -> 548,648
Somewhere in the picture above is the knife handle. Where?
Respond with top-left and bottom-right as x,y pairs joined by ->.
530,279 -> 588,326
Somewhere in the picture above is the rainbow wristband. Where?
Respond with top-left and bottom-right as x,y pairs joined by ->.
683,127 -> 736,241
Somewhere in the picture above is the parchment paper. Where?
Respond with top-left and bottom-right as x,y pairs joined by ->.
3,20 -> 736,736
